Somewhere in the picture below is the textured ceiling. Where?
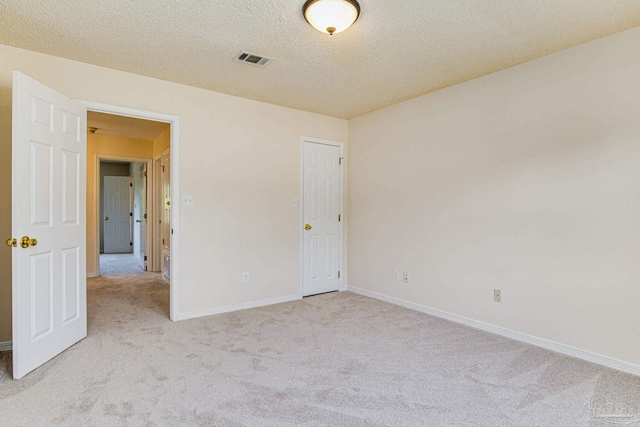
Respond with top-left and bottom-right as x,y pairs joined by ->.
1,1 -> 640,119
88,111 -> 169,141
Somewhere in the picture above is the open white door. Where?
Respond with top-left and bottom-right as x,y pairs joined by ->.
11,71 -> 87,379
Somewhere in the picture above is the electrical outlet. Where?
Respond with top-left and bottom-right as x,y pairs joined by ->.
242,272 -> 250,284
494,289 -> 502,303
393,269 -> 400,281
181,194 -> 194,206
403,272 -> 410,283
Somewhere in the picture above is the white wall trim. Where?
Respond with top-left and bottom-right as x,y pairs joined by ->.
0,341 -> 12,352
348,286 -> 640,377
176,294 -> 301,321
86,273 -> 98,278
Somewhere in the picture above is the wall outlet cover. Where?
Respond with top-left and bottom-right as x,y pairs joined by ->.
182,194 -> 194,206
393,269 -> 400,281
242,272 -> 250,283
403,272 -> 410,283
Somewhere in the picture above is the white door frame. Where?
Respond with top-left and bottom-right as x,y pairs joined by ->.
96,157 -> 150,258
152,155 -> 163,273
132,162 -> 147,269
79,100 -> 180,321
299,136 -> 345,298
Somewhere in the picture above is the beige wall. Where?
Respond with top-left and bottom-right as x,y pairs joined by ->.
153,127 -> 170,158
348,26 -> 640,366
0,44 -> 348,342
87,134 -> 153,274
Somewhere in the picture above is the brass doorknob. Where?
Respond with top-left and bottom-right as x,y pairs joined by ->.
20,236 -> 37,248
305,224 -> 312,231
6,238 -> 16,247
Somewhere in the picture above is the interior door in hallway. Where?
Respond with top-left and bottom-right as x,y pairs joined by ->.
103,176 -> 132,253
133,163 -> 147,270
302,141 -> 343,297
162,150 -> 171,250
10,71 -> 87,379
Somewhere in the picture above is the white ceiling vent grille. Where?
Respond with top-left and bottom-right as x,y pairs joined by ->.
234,51 -> 273,67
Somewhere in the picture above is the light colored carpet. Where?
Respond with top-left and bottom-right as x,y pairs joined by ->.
0,273 -> 639,426
100,253 -> 144,276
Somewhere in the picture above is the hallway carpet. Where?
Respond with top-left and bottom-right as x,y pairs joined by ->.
100,253 -> 144,276
1,273 -> 638,426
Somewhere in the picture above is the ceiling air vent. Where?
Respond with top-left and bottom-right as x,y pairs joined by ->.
233,51 -> 273,67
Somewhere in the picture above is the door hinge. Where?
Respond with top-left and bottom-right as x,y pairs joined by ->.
338,271 -> 341,278
130,212 -> 133,216
338,214 -> 341,222
162,238 -> 165,245
130,242 -> 133,246
130,182 -> 133,187
144,213 -> 147,219
143,171 -> 147,177
144,256 -> 148,261
339,157 -> 344,165
171,229 -> 174,235
162,166 -> 165,172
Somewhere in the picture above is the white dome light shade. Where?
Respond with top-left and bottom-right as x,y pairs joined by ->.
303,0 -> 361,35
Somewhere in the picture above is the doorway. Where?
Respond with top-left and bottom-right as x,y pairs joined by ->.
102,167 -> 132,254
83,102 -> 180,322
300,138 -> 345,297
97,158 -> 149,276
89,114 -> 169,281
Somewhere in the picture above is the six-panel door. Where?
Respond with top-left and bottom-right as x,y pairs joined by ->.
12,71 -> 87,379
302,141 -> 342,297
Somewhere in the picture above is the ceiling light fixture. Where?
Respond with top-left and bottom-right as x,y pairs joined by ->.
303,0 -> 361,35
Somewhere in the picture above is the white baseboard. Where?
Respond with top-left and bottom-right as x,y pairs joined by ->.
0,341 -> 12,352
348,286 -> 640,377
176,293 -> 301,321
87,273 -> 98,278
